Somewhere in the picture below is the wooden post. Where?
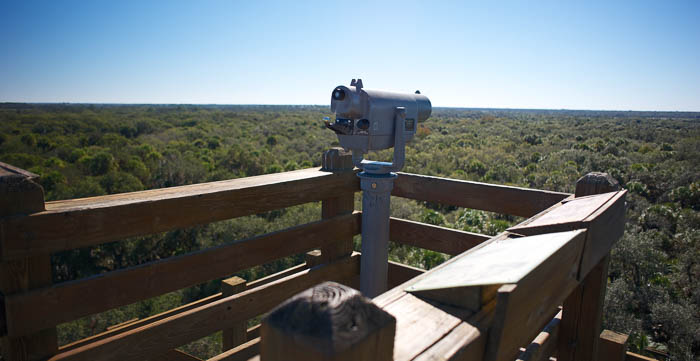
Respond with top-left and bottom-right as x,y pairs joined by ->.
0,163 -> 58,361
558,172 -> 620,361
260,281 -> 395,361
320,148 -> 355,263
221,276 -> 247,351
598,330 -> 628,361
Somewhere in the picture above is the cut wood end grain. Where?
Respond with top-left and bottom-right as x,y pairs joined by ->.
260,281 -> 395,361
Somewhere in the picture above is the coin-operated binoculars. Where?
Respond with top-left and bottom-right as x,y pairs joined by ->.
325,79 -> 432,297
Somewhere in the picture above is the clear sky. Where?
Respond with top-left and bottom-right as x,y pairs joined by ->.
1,0 -> 699,111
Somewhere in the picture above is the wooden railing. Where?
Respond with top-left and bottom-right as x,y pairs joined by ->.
0,150 -> 633,361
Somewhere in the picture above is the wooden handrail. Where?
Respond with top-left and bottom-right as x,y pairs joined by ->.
0,167 -> 359,260
390,217 -> 490,255
393,172 -> 571,218
1,158 -> 628,361
48,254 -> 361,361
4,212 -> 361,338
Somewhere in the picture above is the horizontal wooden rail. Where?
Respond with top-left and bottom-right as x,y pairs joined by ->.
390,217 -> 490,255
626,352 -> 658,361
0,167 -> 359,260
48,254 -> 361,361
59,293 -> 224,352
388,260 -> 425,288
517,309 -> 562,361
208,337 -> 260,361
5,212 -> 361,337
393,172 -> 570,218
61,260 -> 311,352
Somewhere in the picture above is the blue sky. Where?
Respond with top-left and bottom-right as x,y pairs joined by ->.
1,0 -> 699,111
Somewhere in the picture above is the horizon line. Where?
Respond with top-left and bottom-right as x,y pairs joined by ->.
2,102 -> 700,114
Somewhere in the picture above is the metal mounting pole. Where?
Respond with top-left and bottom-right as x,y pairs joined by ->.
357,107 -> 407,297
359,171 -> 397,298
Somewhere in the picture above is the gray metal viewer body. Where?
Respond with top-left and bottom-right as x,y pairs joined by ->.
326,79 -> 431,297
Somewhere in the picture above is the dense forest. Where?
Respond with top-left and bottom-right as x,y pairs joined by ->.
0,104 -> 698,359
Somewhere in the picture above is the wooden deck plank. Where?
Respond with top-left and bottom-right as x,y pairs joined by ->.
0,168 -> 359,260
5,213 -> 361,337
384,293 -> 465,361
47,254 -> 361,361
390,217 -> 490,256
393,173 -> 570,218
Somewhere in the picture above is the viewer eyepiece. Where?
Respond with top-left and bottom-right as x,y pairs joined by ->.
332,88 -> 346,101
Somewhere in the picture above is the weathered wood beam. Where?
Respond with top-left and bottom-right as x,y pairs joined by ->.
59,293 -> 224,352
407,230 -> 585,313
0,167 -> 359,260
47,254 -> 361,361
598,329 -> 629,361
320,148 -> 356,263
208,337 -> 260,361
0,163 -> 57,361
5,212 -> 361,338
222,277 -> 247,351
516,309 -> 562,361
390,217 -> 490,256
387,260 -> 425,288
558,173 -> 622,361
483,231 -> 585,361
393,172 -> 570,218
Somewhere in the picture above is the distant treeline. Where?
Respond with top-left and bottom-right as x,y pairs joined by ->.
0,104 -> 697,359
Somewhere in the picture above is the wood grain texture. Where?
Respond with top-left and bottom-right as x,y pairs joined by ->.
506,190 -> 626,279
208,338 -> 259,361
245,263 -> 308,289
384,293 -> 465,361
0,167 -> 359,260
407,231 -> 585,311
387,260 -> 425,288
320,193 -> 355,262
578,191 -> 626,278
392,173 -> 570,218
6,212 -> 361,338
260,282 -> 395,361
319,146 -> 355,264
507,192 -> 618,236
59,293 -> 223,352
598,330 -> 628,361
0,168 -> 57,361
559,173 -> 624,361
390,217 -> 490,256
0,173 -> 44,217
485,230 -> 587,361
47,254 -> 361,361
411,321 -> 485,361
558,255 -> 610,361
222,277 -> 247,351
516,309 -> 562,361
